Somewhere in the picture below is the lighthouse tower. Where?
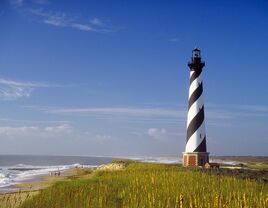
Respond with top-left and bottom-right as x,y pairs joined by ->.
183,48 -> 209,167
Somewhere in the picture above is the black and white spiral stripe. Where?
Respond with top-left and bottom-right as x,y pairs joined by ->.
186,69 -> 207,152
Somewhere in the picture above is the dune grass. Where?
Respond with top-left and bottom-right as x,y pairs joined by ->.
0,190 -> 38,208
18,161 -> 267,208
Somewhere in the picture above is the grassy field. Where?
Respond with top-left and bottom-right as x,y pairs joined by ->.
0,190 -> 38,208
16,161 -> 267,208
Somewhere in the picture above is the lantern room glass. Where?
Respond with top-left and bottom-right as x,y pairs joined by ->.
192,49 -> 200,58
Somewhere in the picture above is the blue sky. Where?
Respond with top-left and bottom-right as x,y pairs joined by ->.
0,0 -> 267,156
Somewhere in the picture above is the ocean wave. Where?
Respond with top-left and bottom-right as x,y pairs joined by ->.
120,156 -> 182,164
0,172 -> 13,188
0,163 -> 97,188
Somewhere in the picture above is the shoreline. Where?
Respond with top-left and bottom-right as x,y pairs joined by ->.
0,167 -> 79,194
0,167 -> 95,208
0,162 -> 125,195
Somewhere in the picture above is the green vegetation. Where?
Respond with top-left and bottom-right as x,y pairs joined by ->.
212,156 -> 268,164
246,162 -> 268,170
19,161 -> 267,208
0,190 -> 38,208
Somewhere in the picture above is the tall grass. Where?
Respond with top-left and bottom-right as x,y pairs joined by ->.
0,190 -> 38,208
20,162 -> 267,208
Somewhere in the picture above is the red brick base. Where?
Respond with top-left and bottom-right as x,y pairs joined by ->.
182,152 -> 209,167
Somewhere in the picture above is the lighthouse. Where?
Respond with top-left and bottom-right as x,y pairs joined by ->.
183,48 -> 209,167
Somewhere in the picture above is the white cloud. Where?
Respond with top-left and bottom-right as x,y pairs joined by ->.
25,105 -> 238,128
0,126 -> 38,136
0,124 -> 72,138
0,78 -> 60,100
30,9 -> 68,27
11,3 -> 115,33
148,128 -> 167,139
0,118 -> 70,124
0,78 -> 50,87
26,104 -> 268,129
44,16 -> 66,26
206,103 -> 268,117
43,107 -> 186,118
37,106 -> 238,122
90,18 -> 103,26
29,9 -> 113,33
71,23 -> 94,32
44,124 -> 72,134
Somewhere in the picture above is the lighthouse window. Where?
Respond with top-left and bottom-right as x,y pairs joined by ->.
193,50 -> 200,57
200,134 -> 202,138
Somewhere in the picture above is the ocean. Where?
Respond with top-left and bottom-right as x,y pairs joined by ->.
0,155 -> 115,192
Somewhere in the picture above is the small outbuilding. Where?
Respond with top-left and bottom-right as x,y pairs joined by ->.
205,162 -> 220,169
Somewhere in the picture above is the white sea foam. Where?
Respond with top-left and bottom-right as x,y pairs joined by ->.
120,156 -> 182,164
0,163 -> 97,188
209,159 -> 242,165
139,157 -> 182,164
